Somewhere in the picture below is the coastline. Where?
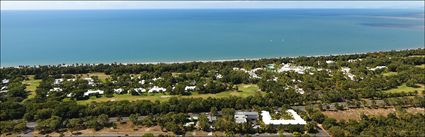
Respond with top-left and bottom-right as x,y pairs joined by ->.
1,48 -> 422,68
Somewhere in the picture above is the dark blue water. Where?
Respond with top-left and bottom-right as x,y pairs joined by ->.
1,9 -> 424,66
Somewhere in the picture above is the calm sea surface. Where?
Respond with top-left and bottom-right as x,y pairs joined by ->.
1,9 -> 424,66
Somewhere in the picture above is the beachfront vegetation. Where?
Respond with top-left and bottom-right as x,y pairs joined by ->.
0,48 -> 424,136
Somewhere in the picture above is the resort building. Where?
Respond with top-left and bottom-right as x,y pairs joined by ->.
278,63 -> 312,74
133,88 -> 146,93
83,78 -> 96,86
139,80 -> 146,85
368,66 -> 387,71
2,79 -> 9,84
326,60 -> 335,64
0,86 -> 8,93
341,67 -> 355,80
49,87 -> 63,92
233,67 -> 262,79
114,88 -> 124,94
148,86 -> 166,93
185,86 -> 196,91
84,89 -> 104,96
261,109 -> 307,125
54,78 -> 64,85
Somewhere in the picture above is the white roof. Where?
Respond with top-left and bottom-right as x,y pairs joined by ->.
139,80 -> 146,84
114,88 -> 124,93
341,67 -> 355,80
261,109 -> 306,125
326,60 -> 335,64
368,66 -> 386,71
84,89 -> 104,96
49,87 -> 63,92
278,63 -> 311,74
235,115 -> 248,123
2,79 -> 9,84
54,79 -> 64,85
133,88 -> 146,93
83,78 -> 93,81
148,86 -> 166,93
185,86 -> 196,91
66,93 -> 73,98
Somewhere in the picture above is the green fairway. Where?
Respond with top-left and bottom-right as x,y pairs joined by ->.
22,75 -> 42,99
384,84 -> 424,94
77,84 -> 261,105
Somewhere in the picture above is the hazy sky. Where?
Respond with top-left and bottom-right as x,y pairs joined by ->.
1,1 -> 424,10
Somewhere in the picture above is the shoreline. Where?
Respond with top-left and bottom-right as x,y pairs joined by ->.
1,48 -> 423,68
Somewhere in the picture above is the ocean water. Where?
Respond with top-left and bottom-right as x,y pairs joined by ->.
1,9 -> 424,66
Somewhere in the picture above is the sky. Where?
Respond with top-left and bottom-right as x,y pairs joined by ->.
1,1 -> 424,10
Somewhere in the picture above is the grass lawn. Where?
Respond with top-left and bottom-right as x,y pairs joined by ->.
416,64 -> 425,68
22,75 -> 42,99
77,72 -> 110,82
382,72 -> 398,77
384,84 -> 424,94
77,84 -> 261,105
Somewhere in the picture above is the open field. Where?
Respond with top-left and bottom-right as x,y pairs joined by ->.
76,72 -> 110,82
384,84 -> 424,94
323,107 -> 425,121
77,84 -> 261,105
22,75 -> 41,99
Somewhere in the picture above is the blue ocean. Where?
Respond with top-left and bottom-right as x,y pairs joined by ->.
1,9 -> 424,66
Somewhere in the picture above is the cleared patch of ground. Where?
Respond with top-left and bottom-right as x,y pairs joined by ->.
77,84 -> 261,105
323,107 -> 425,121
384,84 -> 424,94
32,122 -> 225,136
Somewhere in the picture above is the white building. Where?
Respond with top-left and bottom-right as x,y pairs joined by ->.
139,80 -> 146,85
233,67 -> 262,79
326,60 -> 335,64
67,78 -> 76,82
152,77 -> 162,81
54,79 -> 64,85
114,88 -> 124,94
1,86 -> 7,91
185,86 -> 196,91
235,111 -> 259,122
295,88 -> 305,94
261,109 -> 306,125
368,66 -> 387,71
341,67 -> 355,80
66,93 -> 73,98
49,87 -> 63,92
278,63 -> 312,74
235,114 -> 248,124
84,89 -> 104,96
133,88 -> 146,93
215,74 -> 223,79
83,78 -> 95,86
2,79 -> 9,84
148,86 -> 166,93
